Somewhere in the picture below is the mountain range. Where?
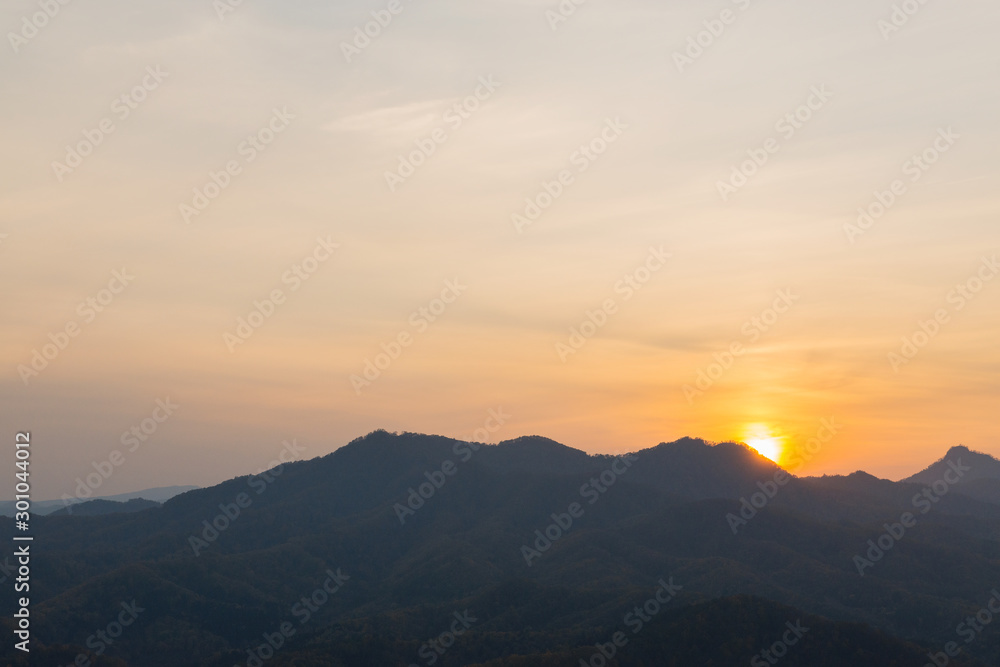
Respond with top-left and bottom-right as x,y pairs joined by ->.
0,486 -> 198,517
2,431 -> 998,666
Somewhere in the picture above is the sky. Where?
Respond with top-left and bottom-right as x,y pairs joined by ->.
1,0 -> 998,500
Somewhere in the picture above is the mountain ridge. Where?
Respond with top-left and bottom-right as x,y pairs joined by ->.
3,430 -> 998,666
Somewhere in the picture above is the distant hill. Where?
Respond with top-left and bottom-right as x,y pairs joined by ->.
903,445 -> 1000,484
625,436 -> 782,499
1,432 -> 998,666
49,497 -> 161,516
901,445 -> 1000,505
0,485 -> 198,516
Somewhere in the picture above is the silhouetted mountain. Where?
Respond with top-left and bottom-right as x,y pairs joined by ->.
900,446 -> 1000,506
479,435 -> 597,475
626,437 -> 782,499
903,445 -> 1000,484
0,484 -> 198,517
2,432 -> 998,666
956,477 -> 1000,504
49,497 -> 161,516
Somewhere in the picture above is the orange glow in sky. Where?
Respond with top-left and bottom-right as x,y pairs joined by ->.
1,1 -> 998,498
742,424 -> 785,464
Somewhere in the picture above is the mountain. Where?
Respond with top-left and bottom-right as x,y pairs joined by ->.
903,445 -> 1000,484
1,432 -> 998,666
902,445 -> 1000,505
625,436 -> 782,499
48,497 -> 162,516
0,485 -> 199,517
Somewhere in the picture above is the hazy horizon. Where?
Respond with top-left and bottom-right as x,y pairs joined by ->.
2,430 -> 986,503
3,0 -> 998,500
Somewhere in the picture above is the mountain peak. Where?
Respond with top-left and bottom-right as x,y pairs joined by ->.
654,436 -> 709,449
483,435 -> 593,474
902,444 -> 1000,484
495,435 -> 578,451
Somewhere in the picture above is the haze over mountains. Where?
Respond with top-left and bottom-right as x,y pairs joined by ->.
0,486 -> 198,518
904,446 -> 1000,506
3,432 -> 999,666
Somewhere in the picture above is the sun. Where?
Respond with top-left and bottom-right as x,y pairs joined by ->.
742,423 -> 784,464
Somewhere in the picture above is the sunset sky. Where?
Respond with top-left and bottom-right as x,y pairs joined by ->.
2,0 -> 998,499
